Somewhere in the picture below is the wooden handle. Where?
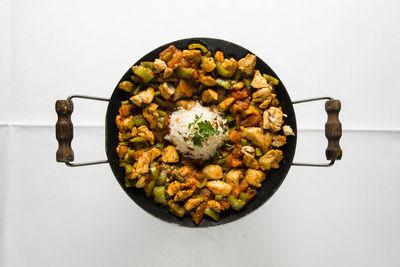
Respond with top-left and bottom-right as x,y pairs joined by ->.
55,100 -> 74,162
325,100 -> 342,160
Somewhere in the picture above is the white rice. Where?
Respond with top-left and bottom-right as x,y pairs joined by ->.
165,102 -> 228,160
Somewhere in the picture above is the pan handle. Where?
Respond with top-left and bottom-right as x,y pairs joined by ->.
55,95 -> 110,167
291,97 -> 342,167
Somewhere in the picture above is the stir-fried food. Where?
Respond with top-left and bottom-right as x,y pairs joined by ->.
116,43 -> 294,225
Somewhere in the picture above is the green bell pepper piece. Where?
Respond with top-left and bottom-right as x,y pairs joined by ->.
153,186 -> 167,205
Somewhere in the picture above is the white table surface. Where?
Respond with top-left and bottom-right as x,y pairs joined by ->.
1,0 -> 399,266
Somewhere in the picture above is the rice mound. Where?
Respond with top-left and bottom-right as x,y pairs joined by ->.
165,102 -> 228,160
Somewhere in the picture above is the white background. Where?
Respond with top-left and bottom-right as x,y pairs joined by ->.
1,0 -> 399,266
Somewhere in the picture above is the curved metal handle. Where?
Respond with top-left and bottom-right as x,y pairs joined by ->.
292,97 -> 342,167
55,95 -> 110,167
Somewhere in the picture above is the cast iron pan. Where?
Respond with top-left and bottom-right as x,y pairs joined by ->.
55,37 -> 342,227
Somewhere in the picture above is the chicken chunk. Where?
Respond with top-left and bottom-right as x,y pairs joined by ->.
241,126 -> 272,153
118,104 -> 132,117
163,67 -> 173,78
252,87 -> 273,109
137,125 -> 155,144
206,181 -> 233,196
184,197 -> 203,211
259,149 -> 283,171
174,189 -> 195,202
135,174 -> 149,188
217,97 -> 235,112
251,70 -> 268,89
221,57 -> 238,78
176,99 -> 196,110
238,54 -> 257,76
143,103 -> 159,129
130,87 -> 155,106
149,147 -> 162,161
173,79 -> 194,101
161,145 -> 179,163
181,49 -> 201,63
200,56 -> 216,72
116,143 -> 128,159
116,115 -> 134,132
272,135 -> 287,147
282,125 -> 295,136
263,107 -> 284,132
231,81 -> 244,90
135,151 -> 151,175
167,181 -> 182,196
244,169 -> 266,187
154,58 -> 167,73
207,200 -> 221,213
225,169 -> 242,187
202,164 -> 223,180
241,146 -> 260,169
178,165 -> 194,178
199,75 -> 217,86
158,82 -> 175,100
201,89 -> 218,103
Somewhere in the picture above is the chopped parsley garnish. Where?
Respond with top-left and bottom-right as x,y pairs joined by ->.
188,113 -> 220,147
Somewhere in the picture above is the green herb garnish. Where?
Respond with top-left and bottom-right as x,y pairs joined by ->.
188,113 -> 220,147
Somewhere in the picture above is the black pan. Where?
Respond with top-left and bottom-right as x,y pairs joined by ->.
55,37 -> 342,227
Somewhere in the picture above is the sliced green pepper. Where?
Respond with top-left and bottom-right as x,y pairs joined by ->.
153,186 -> 167,205
227,195 -> 246,210
132,115 -> 148,127
188,43 -> 208,53
150,162 -> 159,180
238,192 -> 250,203
119,162 -> 133,174
225,114 -> 235,123
132,84 -> 142,95
255,148 -> 263,157
175,66 -> 194,78
232,69 -> 243,81
216,78 -> 231,89
169,202 -> 186,218
123,150 -> 135,164
129,136 -> 146,143
197,177 -> 208,188
215,62 -> 230,78
241,138 -> 248,146
263,74 -> 279,85
243,78 -> 251,89
155,143 -> 165,150
132,65 -> 154,83
161,51 -> 172,62
204,207 -> 220,221
125,177 -> 137,188
144,180 -> 155,198
153,97 -> 175,110
140,61 -> 154,69
215,194 -> 223,201
156,170 -> 167,186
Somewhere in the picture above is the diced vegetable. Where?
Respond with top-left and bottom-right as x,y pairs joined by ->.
129,136 -> 147,143
216,78 -> 231,89
175,66 -> 194,78
215,62 -> 230,78
215,194 -> 223,201
132,115 -> 148,127
255,148 -> 263,157
153,186 -> 167,205
169,202 -> 186,218
125,177 -> 137,188
204,207 -> 220,221
263,74 -> 279,85
227,195 -> 246,210
188,43 -> 208,53
132,65 -> 154,83
119,162 -> 133,174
